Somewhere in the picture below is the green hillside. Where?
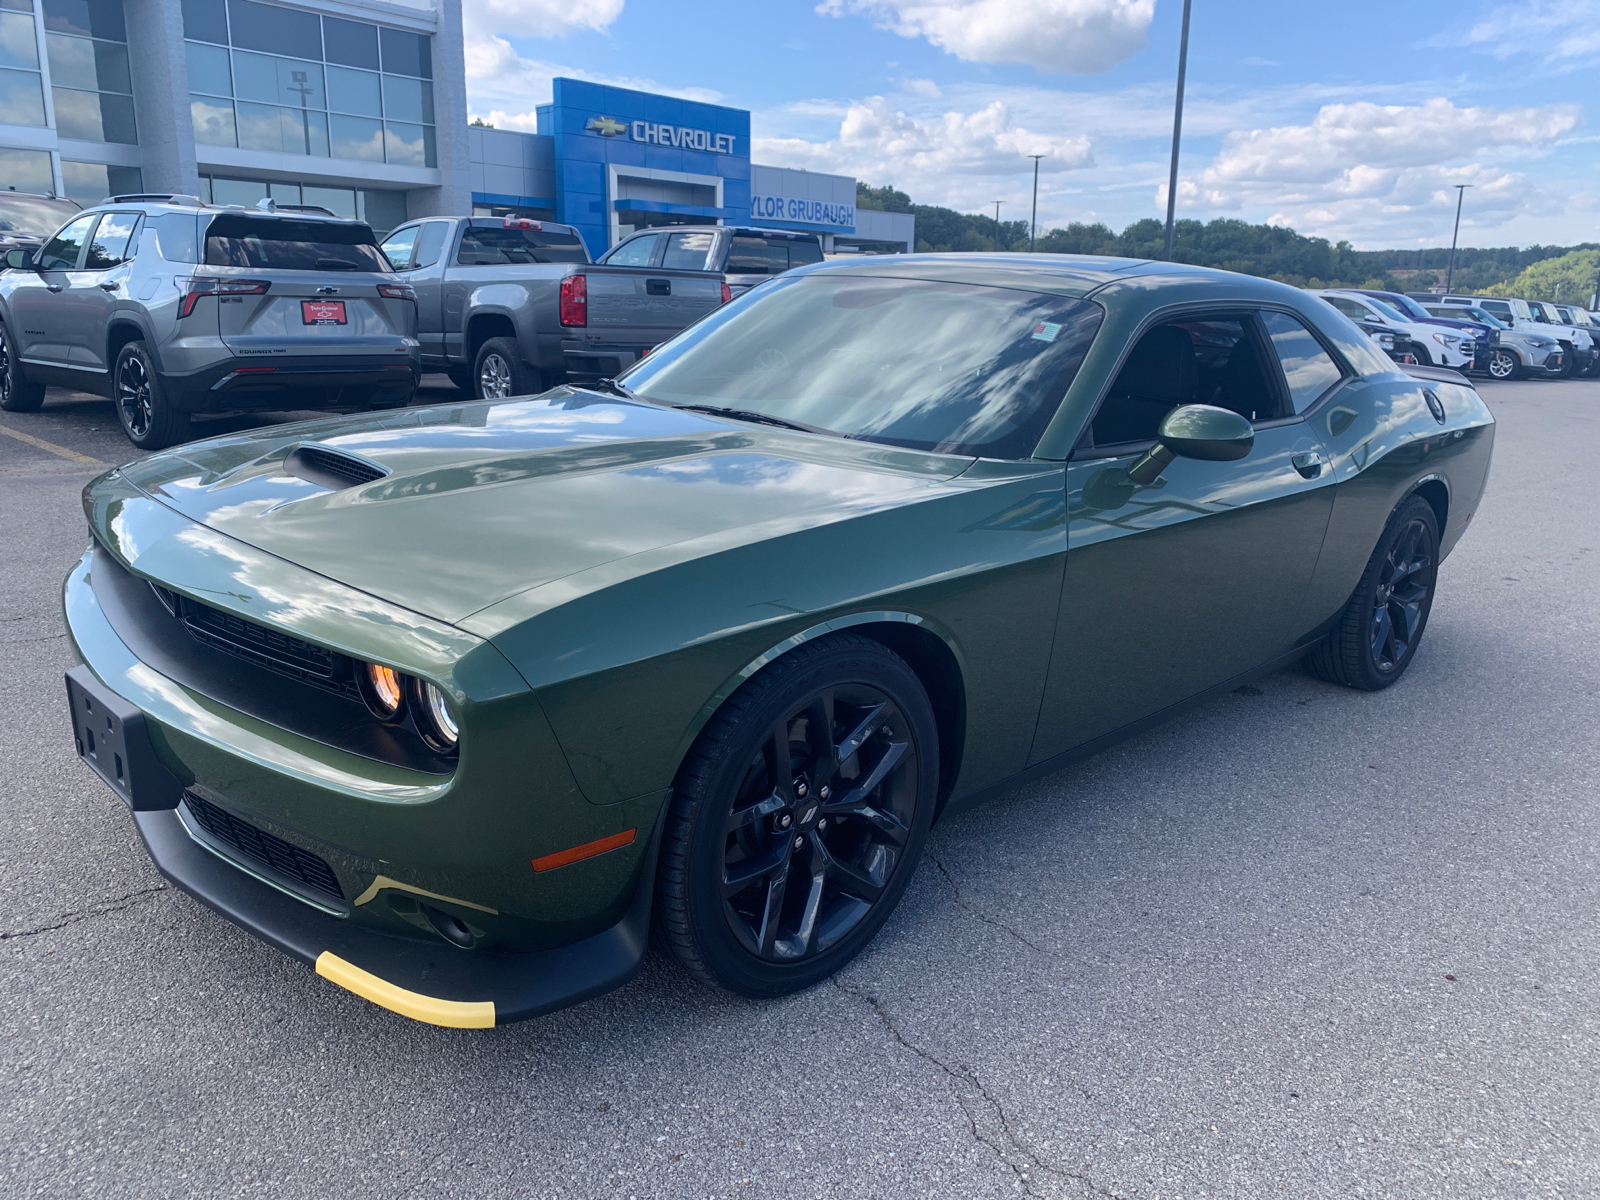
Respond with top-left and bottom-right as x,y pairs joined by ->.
856,182 -> 1599,301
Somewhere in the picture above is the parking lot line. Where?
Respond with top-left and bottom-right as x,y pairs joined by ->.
0,424 -> 103,466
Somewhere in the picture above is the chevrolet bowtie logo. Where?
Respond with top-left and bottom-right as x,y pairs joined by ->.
586,115 -> 628,137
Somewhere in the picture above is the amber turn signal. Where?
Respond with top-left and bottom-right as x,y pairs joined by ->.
359,662 -> 405,720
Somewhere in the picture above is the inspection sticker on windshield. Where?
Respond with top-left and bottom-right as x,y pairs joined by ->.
1031,321 -> 1062,343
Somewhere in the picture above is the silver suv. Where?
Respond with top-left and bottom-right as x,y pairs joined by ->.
0,194 -> 419,449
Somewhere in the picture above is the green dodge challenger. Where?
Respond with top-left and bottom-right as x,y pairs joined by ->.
62,255 -> 1494,1027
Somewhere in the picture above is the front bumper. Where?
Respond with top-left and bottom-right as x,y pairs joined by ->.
131,800 -> 659,1027
162,353 -> 421,412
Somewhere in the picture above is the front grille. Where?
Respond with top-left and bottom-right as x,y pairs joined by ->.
177,601 -> 359,700
183,792 -> 344,901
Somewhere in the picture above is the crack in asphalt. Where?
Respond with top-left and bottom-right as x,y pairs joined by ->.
832,976 -> 1118,1199
927,850 -> 1055,957
0,885 -> 169,942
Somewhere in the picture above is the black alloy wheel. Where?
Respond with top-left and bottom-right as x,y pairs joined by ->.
0,322 -> 46,412
1305,495 -> 1439,691
1486,348 -> 1519,380
113,341 -> 188,450
657,633 -> 937,996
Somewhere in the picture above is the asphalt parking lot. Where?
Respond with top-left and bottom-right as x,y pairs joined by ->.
2,375 -> 1597,1199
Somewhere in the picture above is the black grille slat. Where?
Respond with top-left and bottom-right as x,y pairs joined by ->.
184,792 -> 344,901
175,600 -> 361,700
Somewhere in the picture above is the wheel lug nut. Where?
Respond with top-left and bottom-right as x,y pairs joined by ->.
778,814 -> 792,829
880,726 -> 892,736
817,818 -> 828,832
793,835 -> 805,850
819,785 -> 830,800
794,780 -> 807,798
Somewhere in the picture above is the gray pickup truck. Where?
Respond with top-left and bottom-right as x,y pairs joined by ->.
380,216 -> 725,398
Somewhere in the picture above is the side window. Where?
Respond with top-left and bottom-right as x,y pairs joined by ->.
1262,311 -> 1345,413
1088,315 -> 1287,449
661,231 -> 716,271
83,212 -> 142,269
603,234 -> 659,268
414,221 -> 448,268
380,225 -> 420,271
151,212 -> 199,263
1326,296 -> 1373,321
38,214 -> 97,270
726,235 -> 788,276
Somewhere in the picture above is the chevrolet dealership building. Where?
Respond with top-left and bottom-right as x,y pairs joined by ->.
0,0 -> 912,253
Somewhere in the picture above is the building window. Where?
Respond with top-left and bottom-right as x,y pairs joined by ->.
0,145 -> 54,193
59,157 -> 140,204
43,0 -> 136,144
200,174 -> 409,236
184,0 -> 434,167
0,0 -> 48,128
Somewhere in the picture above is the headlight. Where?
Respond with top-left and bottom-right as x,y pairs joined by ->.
410,678 -> 459,751
358,662 -> 405,720
1432,333 -> 1459,346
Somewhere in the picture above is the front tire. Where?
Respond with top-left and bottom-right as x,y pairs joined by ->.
472,337 -> 537,400
655,633 -> 938,997
114,341 -> 188,450
0,322 -> 46,412
1304,495 -> 1440,691
1486,348 -> 1520,380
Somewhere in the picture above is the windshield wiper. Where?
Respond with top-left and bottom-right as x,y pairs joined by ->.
667,403 -> 827,435
581,377 -> 638,401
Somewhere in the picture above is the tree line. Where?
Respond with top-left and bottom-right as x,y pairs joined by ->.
856,183 -> 1598,299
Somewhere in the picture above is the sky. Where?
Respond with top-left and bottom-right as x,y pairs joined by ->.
460,0 -> 1600,251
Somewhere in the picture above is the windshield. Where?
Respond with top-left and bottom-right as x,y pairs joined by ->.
205,215 -> 389,271
1431,305 -> 1505,329
621,274 -> 1103,459
1360,296 -> 1409,323
1382,293 -> 1433,320
0,194 -> 80,237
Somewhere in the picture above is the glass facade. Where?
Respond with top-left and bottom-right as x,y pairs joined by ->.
43,0 -> 135,143
60,156 -> 140,203
0,0 -> 47,128
199,173 -> 409,235
1,144 -> 53,192
185,0 -> 434,167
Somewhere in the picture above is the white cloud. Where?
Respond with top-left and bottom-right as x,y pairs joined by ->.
903,78 -> 942,98
1166,98 -> 1582,246
462,0 -> 623,41
817,0 -> 1155,73
1456,0 -> 1600,68
756,96 -> 1091,182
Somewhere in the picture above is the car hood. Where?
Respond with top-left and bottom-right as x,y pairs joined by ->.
115,390 -> 974,625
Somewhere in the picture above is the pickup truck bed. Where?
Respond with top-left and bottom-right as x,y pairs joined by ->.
380,216 -> 725,397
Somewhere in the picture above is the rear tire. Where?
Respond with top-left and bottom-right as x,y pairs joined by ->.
655,633 -> 938,998
114,341 -> 189,450
472,337 -> 537,400
0,322 -> 46,412
1304,495 -> 1439,691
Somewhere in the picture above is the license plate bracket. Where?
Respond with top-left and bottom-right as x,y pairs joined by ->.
301,300 -> 347,326
65,665 -> 183,811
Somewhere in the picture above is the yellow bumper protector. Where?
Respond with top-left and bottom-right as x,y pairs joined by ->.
315,952 -> 496,1028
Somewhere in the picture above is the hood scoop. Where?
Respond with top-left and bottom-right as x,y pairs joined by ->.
283,443 -> 390,491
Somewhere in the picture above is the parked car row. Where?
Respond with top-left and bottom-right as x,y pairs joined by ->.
0,189 -> 828,449
1309,282 -> 1598,382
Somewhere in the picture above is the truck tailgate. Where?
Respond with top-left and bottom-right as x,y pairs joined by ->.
585,266 -> 723,343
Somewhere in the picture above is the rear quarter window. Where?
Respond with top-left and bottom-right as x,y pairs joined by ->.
150,212 -> 200,263
204,215 -> 389,272
456,226 -> 588,265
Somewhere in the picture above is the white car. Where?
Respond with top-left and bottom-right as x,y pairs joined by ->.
1443,295 -> 1594,378
1308,290 -> 1474,370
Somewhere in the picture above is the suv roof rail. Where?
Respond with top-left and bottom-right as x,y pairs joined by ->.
273,204 -> 339,217
104,193 -> 208,206
2,188 -> 66,200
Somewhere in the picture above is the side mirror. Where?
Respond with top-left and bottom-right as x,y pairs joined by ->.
1127,404 -> 1255,485
4,248 -> 34,270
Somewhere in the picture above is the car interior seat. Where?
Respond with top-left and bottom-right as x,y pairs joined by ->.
1091,324 -> 1198,446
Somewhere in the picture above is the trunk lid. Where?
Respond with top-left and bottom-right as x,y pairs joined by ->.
585,265 -> 723,344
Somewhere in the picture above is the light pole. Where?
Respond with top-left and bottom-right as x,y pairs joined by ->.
1162,0 -> 1193,261
1445,184 -> 1471,293
1028,155 -> 1045,252
289,70 -> 315,157
993,200 -> 1004,250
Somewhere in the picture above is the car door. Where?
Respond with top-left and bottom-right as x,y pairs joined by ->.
71,210 -> 142,371
1029,308 -> 1341,763
407,221 -> 451,362
9,212 -> 96,367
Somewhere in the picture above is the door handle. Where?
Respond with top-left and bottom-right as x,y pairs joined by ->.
646,279 -> 671,296
99,281 -> 118,291
1292,451 -> 1324,479
47,284 -> 64,292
